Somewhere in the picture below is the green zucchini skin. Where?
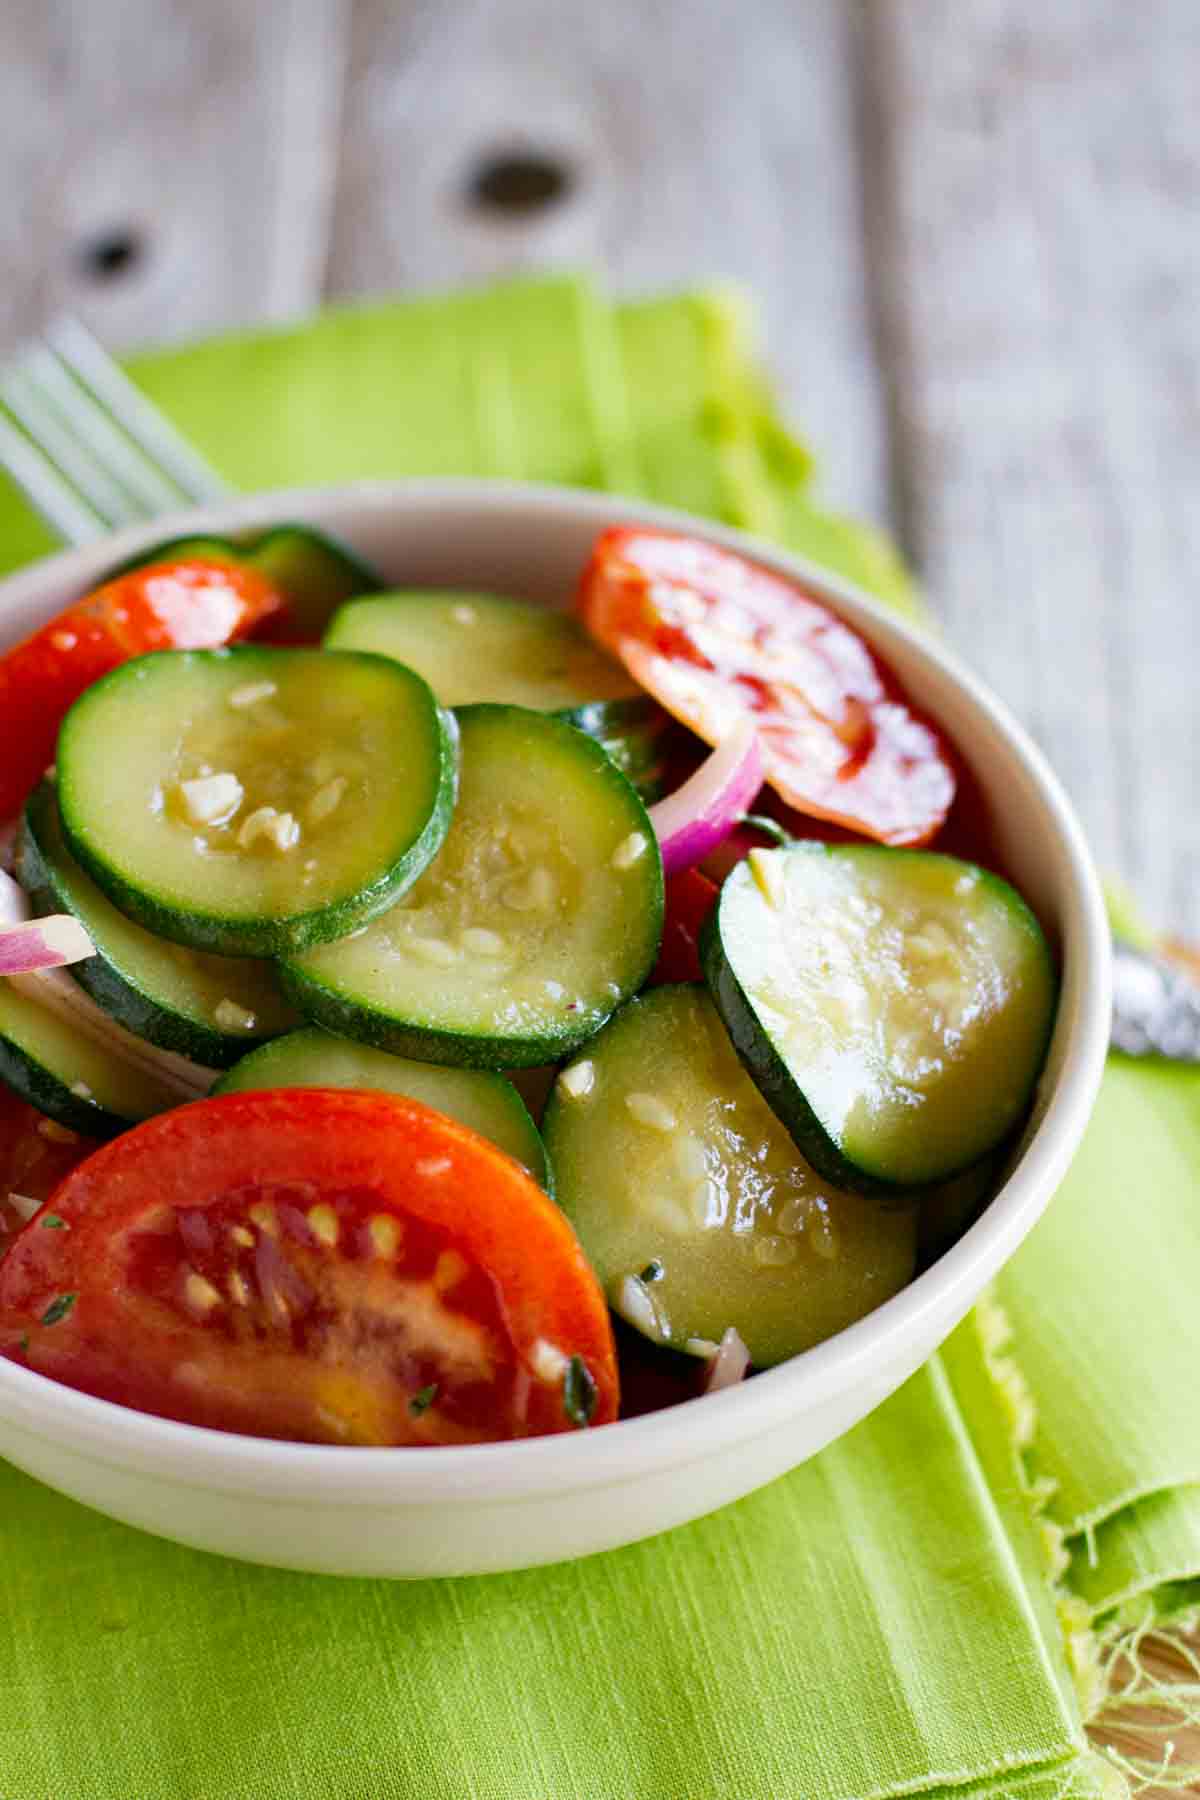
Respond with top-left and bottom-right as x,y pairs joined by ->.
0,979 -> 198,1140
108,523 -> 383,639
56,647 -> 458,958
701,844 -> 1058,1195
282,704 -> 664,1069
0,1030 -> 123,1139
213,1027 -> 553,1194
18,782 -> 298,1068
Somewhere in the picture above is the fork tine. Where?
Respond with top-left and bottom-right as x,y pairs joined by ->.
46,316 -> 229,505
0,362 -> 146,530
0,413 -> 108,546
21,343 -> 186,517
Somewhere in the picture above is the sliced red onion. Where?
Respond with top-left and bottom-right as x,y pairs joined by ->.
0,914 -> 95,975
703,1327 -> 752,1393
8,965 -> 216,1102
0,867 -> 30,927
1,866 -> 213,1099
648,718 -> 764,877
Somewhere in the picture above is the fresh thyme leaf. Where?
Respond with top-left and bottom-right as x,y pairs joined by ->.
639,1260 -> 664,1284
563,1355 -> 597,1429
18,1332 -> 29,1354
409,1384 -> 438,1416
40,1293 -> 77,1327
41,1215 -> 68,1230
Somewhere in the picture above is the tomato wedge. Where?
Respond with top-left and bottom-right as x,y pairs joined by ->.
0,1084 -> 96,1246
0,559 -> 284,821
0,1089 -> 618,1445
578,527 -> 956,847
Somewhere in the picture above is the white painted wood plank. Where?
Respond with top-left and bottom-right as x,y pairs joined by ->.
861,0 -> 1200,936
0,0 -> 348,355
328,0 -> 889,519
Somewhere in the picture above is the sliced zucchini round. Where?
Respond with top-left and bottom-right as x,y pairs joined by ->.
57,646 -> 457,957
213,1027 -> 551,1191
324,591 -> 645,713
283,704 -> 664,1067
543,984 -> 916,1367
0,980 -> 192,1138
325,592 -> 672,799
19,781 -> 298,1067
702,843 -> 1058,1191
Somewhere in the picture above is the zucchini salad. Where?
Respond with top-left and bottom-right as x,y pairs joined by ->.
0,522 -> 1056,1446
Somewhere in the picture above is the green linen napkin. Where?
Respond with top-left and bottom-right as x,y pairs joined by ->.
0,275 -> 1195,1800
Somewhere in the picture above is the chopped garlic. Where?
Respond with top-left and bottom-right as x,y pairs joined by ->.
307,776 -> 348,824
610,1274 -> 668,1342
214,998 -> 258,1033
452,604 -> 478,625
238,806 -> 300,852
69,1080 -> 94,1101
530,1338 -> 568,1383
624,1092 -> 677,1132
6,1193 -> 40,1223
611,831 -> 649,871
178,772 -> 244,827
558,1060 -> 595,1100
228,680 -> 278,710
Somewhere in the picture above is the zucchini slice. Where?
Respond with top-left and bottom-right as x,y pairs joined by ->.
213,1027 -> 551,1191
325,591 -> 643,713
323,592 -> 672,798
702,843 -> 1057,1190
0,979 -> 198,1137
19,781 -> 298,1067
283,704 -> 664,1067
112,523 -> 382,640
542,984 -> 916,1367
56,646 -> 457,957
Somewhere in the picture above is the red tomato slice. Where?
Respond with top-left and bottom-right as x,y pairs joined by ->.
0,1089 -> 618,1445
0,559 -> 285,821
650,868 -> 718,985
0,1085 -> 97,1247
578,527 -> 956,847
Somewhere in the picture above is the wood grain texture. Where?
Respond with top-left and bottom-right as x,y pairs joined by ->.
859,0 -> 1200,939
329,0 -> 890,520
0,0 -> 348,355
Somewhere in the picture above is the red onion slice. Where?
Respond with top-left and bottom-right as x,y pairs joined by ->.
0,914 -> 95,975
1,865 -> 213,1101
648,718 -> 764,877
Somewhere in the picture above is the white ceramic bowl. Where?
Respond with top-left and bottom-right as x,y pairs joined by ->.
0,481 -> 1111,1577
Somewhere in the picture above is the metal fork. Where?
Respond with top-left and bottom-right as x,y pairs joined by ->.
0,315 -> 228,545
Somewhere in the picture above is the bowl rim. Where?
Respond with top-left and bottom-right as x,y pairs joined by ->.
0,477 -> 1112,1501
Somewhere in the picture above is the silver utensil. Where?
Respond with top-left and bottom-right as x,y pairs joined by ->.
0,315 -> 227,545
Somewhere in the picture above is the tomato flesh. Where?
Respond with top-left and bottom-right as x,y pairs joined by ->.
578,527 -> 956,847
0,1084 -> 96,1246
0,559 -> 284,820
0,1089 -> 618,1445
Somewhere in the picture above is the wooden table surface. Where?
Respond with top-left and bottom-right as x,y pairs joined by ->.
4,1 -> 1198,1787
